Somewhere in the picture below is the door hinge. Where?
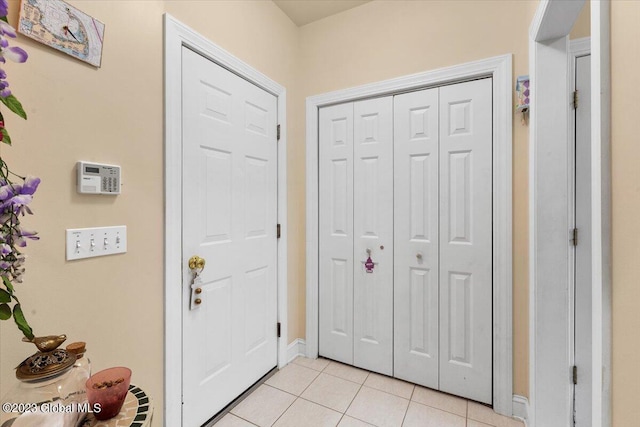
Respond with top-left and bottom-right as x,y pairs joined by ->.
277,322 -> 281,338
277,124 -> 281,141
571,228 -> 578,246
572,365 -> 578,385
572,90 -> 579,110
277,224 -> 281,239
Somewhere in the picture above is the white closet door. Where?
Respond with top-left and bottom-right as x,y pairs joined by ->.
319,103 -> 355,364
393,88 -> 440,388
438,78 -> 492,404
353,97 -> 394,375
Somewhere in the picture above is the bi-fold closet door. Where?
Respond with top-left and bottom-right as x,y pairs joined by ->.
319,97 -> 394,375
319,78 -> 492,404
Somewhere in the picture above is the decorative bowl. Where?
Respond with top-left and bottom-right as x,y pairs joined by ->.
85,367 -> 131,420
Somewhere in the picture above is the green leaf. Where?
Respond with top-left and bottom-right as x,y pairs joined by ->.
1,128 -> 11,146
0,289 -> 10,303
2,276 -> 14,293
0,16 -> 7,24
0,303 -> 10,320
0,95 -> 27,120
13,304 -> 34,340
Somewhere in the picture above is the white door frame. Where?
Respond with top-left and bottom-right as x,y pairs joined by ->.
528,1 -> 611,426
305,55 -> 514,415
164,14 -> 288,427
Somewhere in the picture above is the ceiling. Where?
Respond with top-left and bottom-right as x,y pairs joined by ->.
273,0 -> 372,27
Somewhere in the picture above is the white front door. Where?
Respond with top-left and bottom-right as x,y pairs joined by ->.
438,79 -> 493,404
574,53 -> 592,427
181,47 -> 278,427
393,87 -> 440,389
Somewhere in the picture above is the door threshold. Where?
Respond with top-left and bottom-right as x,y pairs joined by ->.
201,367 -> 279,427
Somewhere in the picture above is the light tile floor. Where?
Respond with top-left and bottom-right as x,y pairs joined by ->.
216,357 -> 524,427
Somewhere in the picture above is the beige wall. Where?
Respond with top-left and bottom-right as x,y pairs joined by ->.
0,2 -> 298,426
611,1 -> 640,424
298,0 -> 535,398
570,1 -> 590,40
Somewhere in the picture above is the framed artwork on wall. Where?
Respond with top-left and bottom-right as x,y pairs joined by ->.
18,0 -> 105,68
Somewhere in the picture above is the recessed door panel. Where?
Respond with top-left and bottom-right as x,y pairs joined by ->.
439,78 -> 492,404
353,97 -> 393,376
394,88 -> 440,388
319,103 -> 354,364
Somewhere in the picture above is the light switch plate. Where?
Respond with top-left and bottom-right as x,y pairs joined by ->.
66,226 -> 127,261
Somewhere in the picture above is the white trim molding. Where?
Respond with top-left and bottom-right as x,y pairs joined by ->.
164,14 -> 288,427
287,339 -> 307,364
529,1 -> 611,426
512,395 -> 530,426
305,55 -> 513,416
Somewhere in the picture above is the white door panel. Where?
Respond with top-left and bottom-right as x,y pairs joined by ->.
438,79 -> 492,404
182,47 -> 278,427
574,54 -> 592,427
353,97 -> 394,375
393,88 -> 440,388
319,103 -> 355,365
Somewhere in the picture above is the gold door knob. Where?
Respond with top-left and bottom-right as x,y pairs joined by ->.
188,255 -> 206,270
195,288 -> 202,294
194,298 -> 202,305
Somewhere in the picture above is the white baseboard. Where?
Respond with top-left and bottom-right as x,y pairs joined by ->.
513,395 -> 529,426
286,339 -> 306,363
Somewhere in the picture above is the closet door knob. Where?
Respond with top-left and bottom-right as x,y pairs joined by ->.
416,253 -> 423,260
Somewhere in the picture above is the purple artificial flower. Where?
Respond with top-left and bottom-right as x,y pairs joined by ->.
0,21 -> 16,38
19,229 -> 38,240
2,46 -> 27,63
0,243 -> 10,255
0,0 -> 7,18
22,176 -> 41,195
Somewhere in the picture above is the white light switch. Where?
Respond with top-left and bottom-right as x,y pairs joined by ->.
66,226 -> 127,261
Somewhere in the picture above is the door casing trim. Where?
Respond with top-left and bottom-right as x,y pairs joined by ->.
528,1 -> 611,425
164,14 -> 288,426
305,54 -> 513,415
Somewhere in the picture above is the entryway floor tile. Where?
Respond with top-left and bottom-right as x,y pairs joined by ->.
337,416 -> 375,426
273,398 -> 342,427
402,401 -> 465,427
323,361 -> 370,384
467,401 -> 525,427
223,361 -> 525,427
230,384 -> 295,427
301,372 -> 362,413
411,385 -> 467,417
265,363 -> 321,396
364,373 -> 415,399
292,356 -> 331,372
215,413 -> 257,426
345,386 -> 409,427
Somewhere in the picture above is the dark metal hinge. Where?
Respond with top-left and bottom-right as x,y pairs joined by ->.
573,90 -> 579,110
277,124 -> 281,141
277,322 -> 281,338
277,224 -> 281,239
571,228 -> 578,246
572,365 -> 578,385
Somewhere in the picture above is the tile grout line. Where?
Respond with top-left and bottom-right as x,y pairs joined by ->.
268,363 -> 324,426
341,371 -> 368,424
